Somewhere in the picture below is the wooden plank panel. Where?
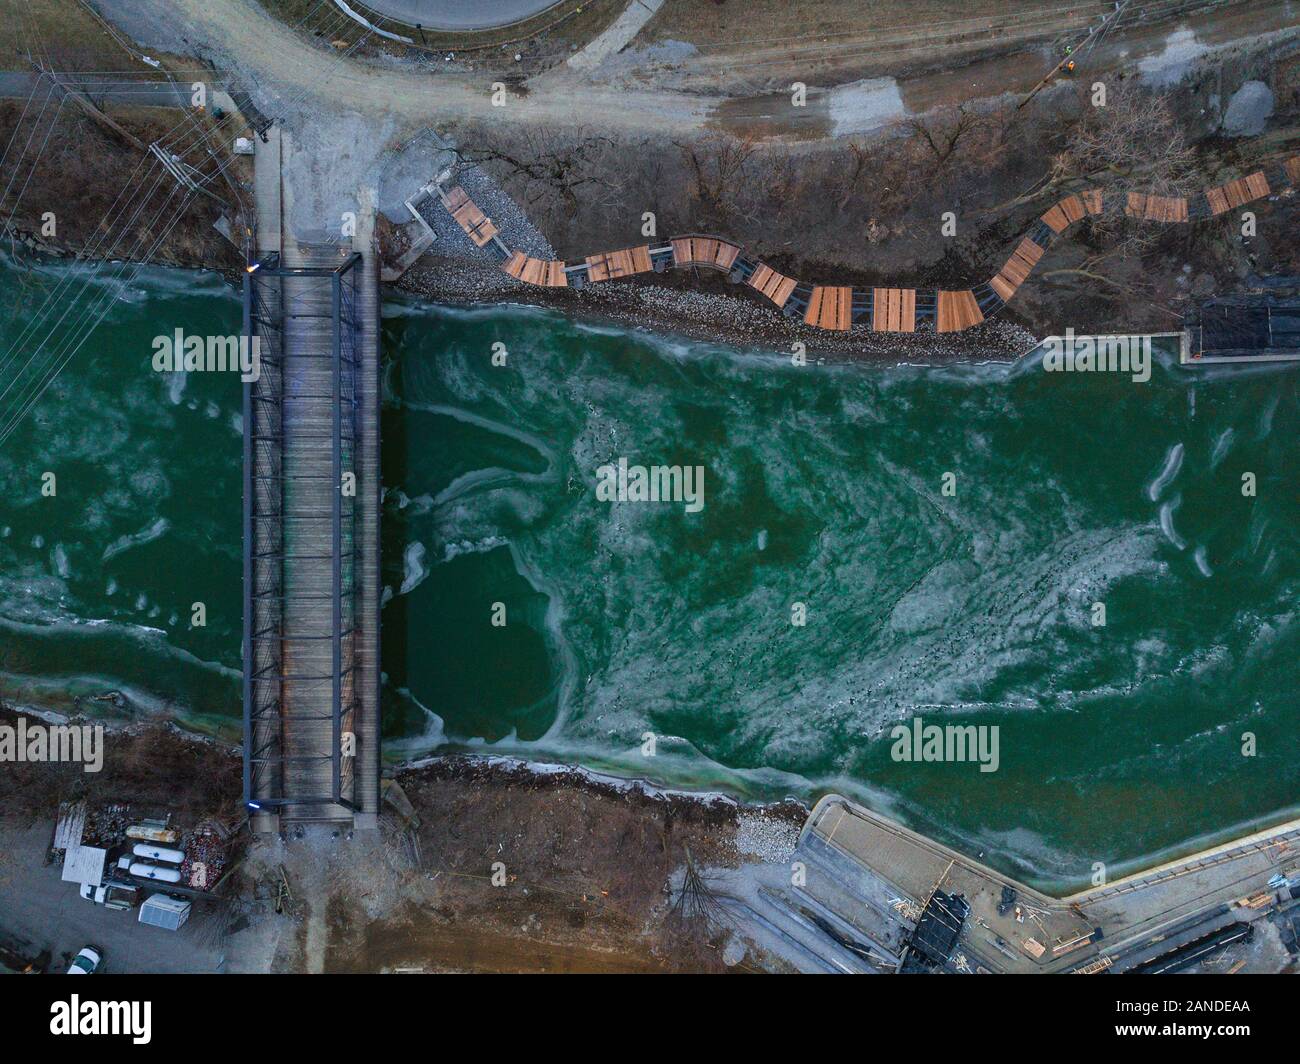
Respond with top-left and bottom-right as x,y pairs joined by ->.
608,249 -> 633,277
1219,175 -> 1266,210
1059,195 -> 1085,224
668,238 -> 742,271
585,252 -> 610,282
870,287 -> 891,331
1286,156 -> 1300,185
585,246 -> 653,282
1243,171 -> 1270,200
990,274 -> 1016,302
992,239 -> 1043,302
504,254 -> 568,287
897,288 -> 916,333
468,217 -> 497,247
936,289 -> 984,333
805,286 -> 851,331
527,258 -> 551,285
1126,192 -> 1147,219
1155,195 -> 1188,222
1081,189 -> 1103,215
871,287 -> 915,332
748,263 -> 796,308
1206,186 -> 1230,216
748,263 -> 775,296
804,285 -> 824,328
451,199 -> 496,247
770,275 -> 796,307
1041,203 -> 1069,233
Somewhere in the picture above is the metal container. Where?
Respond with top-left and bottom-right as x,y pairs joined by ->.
129,861 -> 182,883
132,843 -> 185,865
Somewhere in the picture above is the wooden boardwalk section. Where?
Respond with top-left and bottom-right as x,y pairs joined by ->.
442,185 -> 498,247
432,155 -> 1300,336
586,245 -> 653,282
805,285 -> 852,331
872,287 -> 915,333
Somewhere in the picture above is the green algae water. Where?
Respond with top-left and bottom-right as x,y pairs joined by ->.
0,260 -> 243,735
2,261 -> 1297,888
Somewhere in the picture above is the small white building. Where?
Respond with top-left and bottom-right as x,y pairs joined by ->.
138,893 -> 191,932
61,845 -> 106,887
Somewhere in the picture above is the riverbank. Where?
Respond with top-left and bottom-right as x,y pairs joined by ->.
5,705 -> 1296,973
397,253 -> 1041,362
0,705 -> 806,973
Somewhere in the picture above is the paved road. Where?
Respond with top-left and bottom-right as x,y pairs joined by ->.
356,0 -> 563,30
107,0 -> 709,135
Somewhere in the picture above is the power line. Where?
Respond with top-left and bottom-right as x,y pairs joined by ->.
0,8 -> 377,441
0,4 -> 359,374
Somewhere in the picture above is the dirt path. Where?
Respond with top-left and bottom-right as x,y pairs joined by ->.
631,0 -> 1299,99
113,0 -> 712,135
345,916 -> 681,973
105,0 -> 1300,148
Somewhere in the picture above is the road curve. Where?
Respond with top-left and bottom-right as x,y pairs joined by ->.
128,0 -> 708,134
354,1 -> 565,31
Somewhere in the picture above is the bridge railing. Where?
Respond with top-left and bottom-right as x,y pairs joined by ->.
242,251 -> 364,816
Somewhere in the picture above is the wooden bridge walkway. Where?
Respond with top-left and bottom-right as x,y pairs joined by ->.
445,154 -> 1300,335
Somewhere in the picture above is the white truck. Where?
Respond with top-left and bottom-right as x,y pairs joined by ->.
78,881 -> 138,911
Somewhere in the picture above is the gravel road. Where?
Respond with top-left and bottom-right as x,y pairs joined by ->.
98,0 -> 712,136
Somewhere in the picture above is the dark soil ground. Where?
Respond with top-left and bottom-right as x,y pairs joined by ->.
319,756 -> 808,973
0,98 -> 247,272
0,708 -> 807,973
409,35 -> 1300,352
0,707 -> 242,829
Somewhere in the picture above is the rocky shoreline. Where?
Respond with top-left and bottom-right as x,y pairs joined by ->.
396,253 -> 1042,364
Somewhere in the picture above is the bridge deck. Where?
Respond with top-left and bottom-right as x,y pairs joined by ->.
278,243 -> 358,822
243,126 -> 381,828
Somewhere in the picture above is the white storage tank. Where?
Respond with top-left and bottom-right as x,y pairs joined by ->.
132,842 -> 184,864
129,861 -> 182,883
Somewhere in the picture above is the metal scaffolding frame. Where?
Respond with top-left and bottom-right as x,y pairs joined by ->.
242,250 -> 364,814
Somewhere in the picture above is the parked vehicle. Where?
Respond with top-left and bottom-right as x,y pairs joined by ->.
78,882 -> 139,911
139,893 -> 191,931
67,946 -> 103,975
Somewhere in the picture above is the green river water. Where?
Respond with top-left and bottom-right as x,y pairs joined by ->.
1,259 -> 1296,888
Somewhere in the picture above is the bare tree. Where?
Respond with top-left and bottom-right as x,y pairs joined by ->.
675,133 -> 759,222
668,847 -> 728,930
906,105 -> 987,168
